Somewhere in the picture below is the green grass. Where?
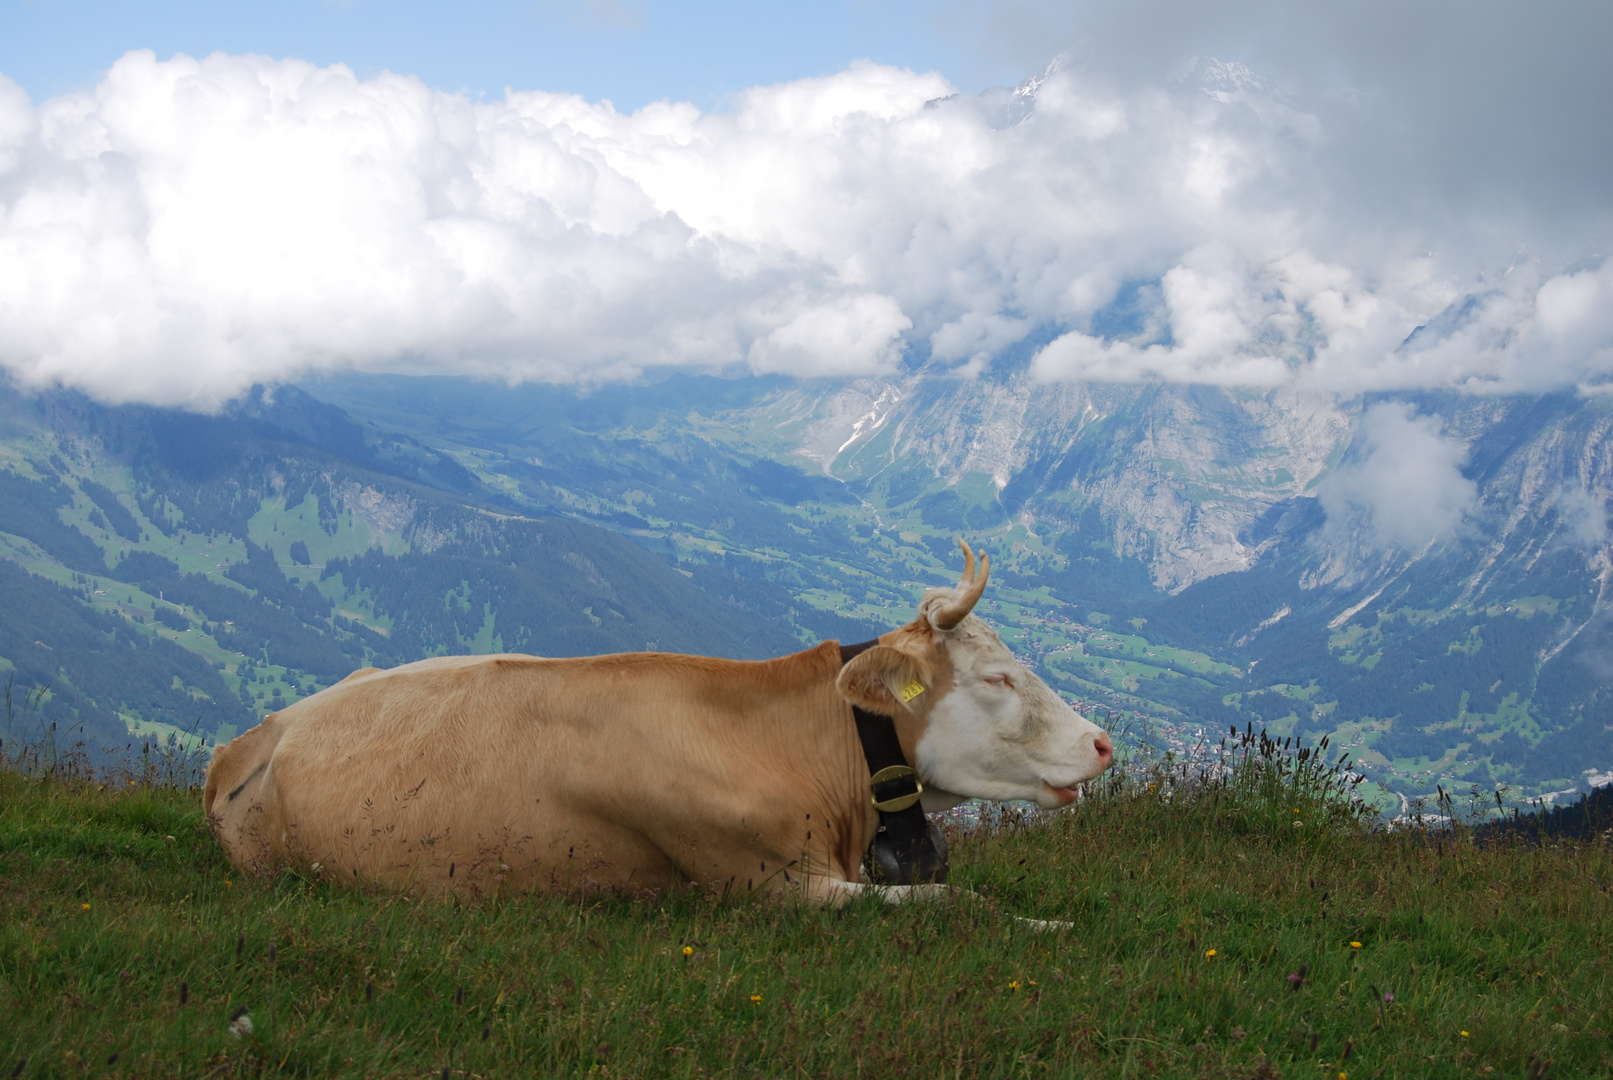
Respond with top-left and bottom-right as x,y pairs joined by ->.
1,751 -> 1610,1078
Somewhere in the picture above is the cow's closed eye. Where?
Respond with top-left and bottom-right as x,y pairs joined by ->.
984,673 -> 1015,689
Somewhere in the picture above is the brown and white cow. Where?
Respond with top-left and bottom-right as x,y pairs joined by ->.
203,541 -> 1113,903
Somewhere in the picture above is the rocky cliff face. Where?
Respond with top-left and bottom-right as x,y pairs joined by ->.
779,375 -> 1357,588
768,374 -> 1613,604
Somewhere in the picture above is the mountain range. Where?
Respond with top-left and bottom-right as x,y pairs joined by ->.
3,369 -> 1610,807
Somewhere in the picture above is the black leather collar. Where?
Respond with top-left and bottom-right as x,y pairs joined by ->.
839,639 -> 949,885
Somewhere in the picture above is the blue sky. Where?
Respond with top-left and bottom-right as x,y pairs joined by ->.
1,0 -> 1011,109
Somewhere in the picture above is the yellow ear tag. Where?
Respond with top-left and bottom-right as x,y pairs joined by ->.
898,679 -> 926,703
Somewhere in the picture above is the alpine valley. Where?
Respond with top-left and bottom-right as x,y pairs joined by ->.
3,366 -> 1611,809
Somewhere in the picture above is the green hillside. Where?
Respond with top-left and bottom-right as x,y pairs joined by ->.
0,383 -> 806,760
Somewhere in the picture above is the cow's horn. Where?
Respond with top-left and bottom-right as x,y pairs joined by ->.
958,538 -> 977,587
932,539 -> 989,631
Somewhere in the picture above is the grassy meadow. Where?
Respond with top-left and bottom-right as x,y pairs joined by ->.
1,735 -> 1610,1079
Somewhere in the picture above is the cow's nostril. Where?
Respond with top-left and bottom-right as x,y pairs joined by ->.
1094,733 -> 1114,762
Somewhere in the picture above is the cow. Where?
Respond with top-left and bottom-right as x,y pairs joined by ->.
203,541 -> 1114,904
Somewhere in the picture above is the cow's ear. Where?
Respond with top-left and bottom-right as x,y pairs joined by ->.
836,645 -> 931,716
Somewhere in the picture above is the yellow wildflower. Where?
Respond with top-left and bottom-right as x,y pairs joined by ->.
1009,981 -> 1020,991
1204,949 -> 1217,959
81,903 -> 91,910
682,946 -> 693,957
749,994 -> 762,1004
1461,1031 -> 1470,1037
1350,941 -> 1362,949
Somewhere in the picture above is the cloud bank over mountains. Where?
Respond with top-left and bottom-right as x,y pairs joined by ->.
1317,402 -> 1478,554
0,24 -> 1607,407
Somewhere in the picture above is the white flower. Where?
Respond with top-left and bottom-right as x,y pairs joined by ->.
229,1014 -> 254,1038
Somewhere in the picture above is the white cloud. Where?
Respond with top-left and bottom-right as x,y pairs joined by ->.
1555,485 -> 1610,549
0,36 -> 1606,407
1316,402 -> 1478,552
1032,244 -> 1295,385
747,293 -> 911,377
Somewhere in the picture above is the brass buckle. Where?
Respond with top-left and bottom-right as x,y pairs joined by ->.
869,764 -> 923,813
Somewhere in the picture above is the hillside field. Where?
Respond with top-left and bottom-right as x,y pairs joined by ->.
2,744 -> 1610,1079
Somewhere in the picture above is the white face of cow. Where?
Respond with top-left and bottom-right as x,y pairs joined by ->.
836,542 -> 1114,809
915,608 -> 1112,808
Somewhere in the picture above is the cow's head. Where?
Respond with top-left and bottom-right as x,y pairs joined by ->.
836,540 -> 1113,808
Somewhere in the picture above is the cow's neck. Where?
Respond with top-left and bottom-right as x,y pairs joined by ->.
839,640 -> 949,886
